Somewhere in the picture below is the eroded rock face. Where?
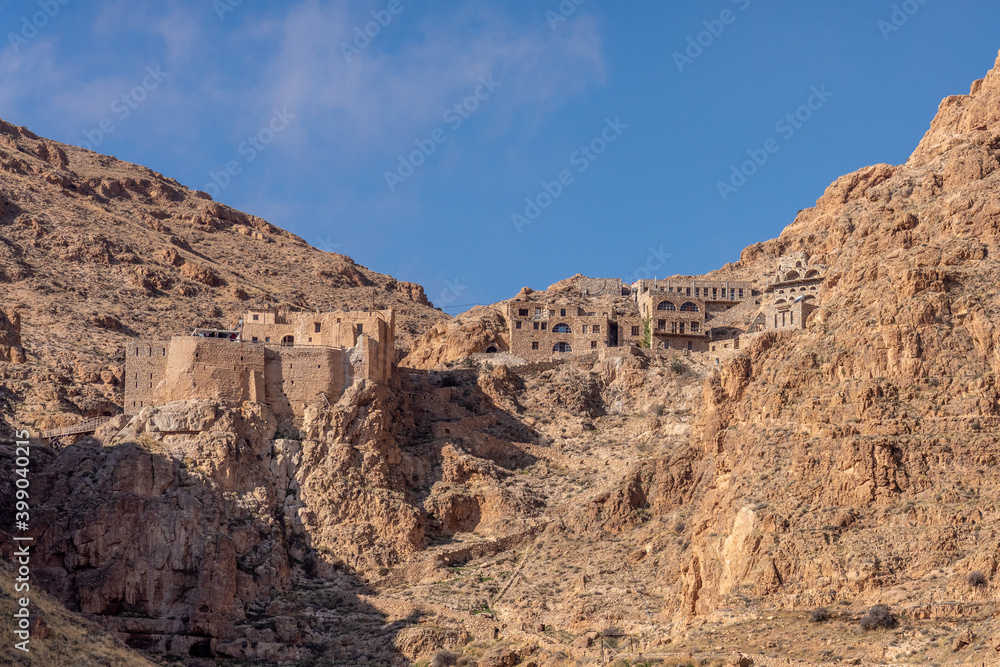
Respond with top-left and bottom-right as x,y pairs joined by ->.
401,306 -> 510,369
672,50 -> 1000,621
32,400 -> 294,656
0,308 -> 25,363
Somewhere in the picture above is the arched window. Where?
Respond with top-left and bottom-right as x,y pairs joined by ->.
553,342 -> 572,353
774,299 -> 786,306
281,335 -> 294,346
680,302 -> 699,312
552,323 -> 572,333
485,346 -> 498,353
656,301 -> 676,311
804,269 -> 819,279
785,271 -> 800,281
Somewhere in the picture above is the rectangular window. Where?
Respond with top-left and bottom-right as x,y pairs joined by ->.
695,288 -> 700,297
672,322 -> 678,334
519,309 -> 529,317
658,319 -> 666,330
315,322 -> 321,333
631,326 -> 639,336
560,308 -> 566,317
541,322 -> 547,330
516,321 -> 522,329
730,289 -> 736,300
592,325 -> 599,334
252,314 -> 259,321
688,341 -> 693,351
679,322 -> 685,334
357,324 -> 363,335
686,287 -> 691,296
738,289 -> 744,299
591,341 -> 597,349
265,337 -> 270,342
252,336 -> 258,342
532,341 -> 539,350
535,308 -> 541,316
691,322 -> 699,332
712,288 -> 717,299
533,322 -> 539,330
581,325 -> 588,334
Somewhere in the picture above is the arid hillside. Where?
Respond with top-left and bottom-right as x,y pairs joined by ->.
0,121 -> 444,432
5,51 -> 1000,667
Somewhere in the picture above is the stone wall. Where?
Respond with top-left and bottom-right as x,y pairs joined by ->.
124,340 -> 170,413
159,338 -> 266,407
263,346 -> 346,419
635,277 -> 752,302
124,327 -> 392,419
242,308 -> 394,359
505,300 -> 640,361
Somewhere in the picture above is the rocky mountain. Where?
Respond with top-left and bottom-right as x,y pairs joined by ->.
0,121 -> 443,432
5,50 -> 1000,667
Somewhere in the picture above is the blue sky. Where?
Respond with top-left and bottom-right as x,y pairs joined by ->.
1,1 -> 998,311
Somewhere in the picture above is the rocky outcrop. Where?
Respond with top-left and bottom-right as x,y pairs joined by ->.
671,50 -> 1000,623
0,308 -> 25,363
401,306 -> 510,369
0,118 -> 446,430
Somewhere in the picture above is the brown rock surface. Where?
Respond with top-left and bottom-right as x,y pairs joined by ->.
8,49 -> 1000,667
0,118 -> 443,432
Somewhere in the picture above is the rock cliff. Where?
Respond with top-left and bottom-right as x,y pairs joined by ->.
6,50 -> 1000,667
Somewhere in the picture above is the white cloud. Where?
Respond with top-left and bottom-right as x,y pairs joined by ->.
243,0 -> 606,154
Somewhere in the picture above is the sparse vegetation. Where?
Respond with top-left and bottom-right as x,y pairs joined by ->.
670,359 -> 687,374
967,570 -> 988,588
809,606 -> 830,623
859,603 -> 898,631
431,649 -> 459,667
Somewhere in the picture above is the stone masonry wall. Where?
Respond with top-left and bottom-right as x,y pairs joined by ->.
264,346 -> 346,419
124,340 -> 170,414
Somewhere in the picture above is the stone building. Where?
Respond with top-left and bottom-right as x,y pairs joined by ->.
756,253 -> 824,332
505,299 -> 644,361
635,277 -> 754,353
124,308 -> 395,420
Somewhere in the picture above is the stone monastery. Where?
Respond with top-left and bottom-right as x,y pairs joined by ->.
504,253 -> 823,362
125,306 -> 394,421
124,254 -> 822,419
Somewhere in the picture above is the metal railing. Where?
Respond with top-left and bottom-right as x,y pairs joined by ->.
42,416 -> 113,439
